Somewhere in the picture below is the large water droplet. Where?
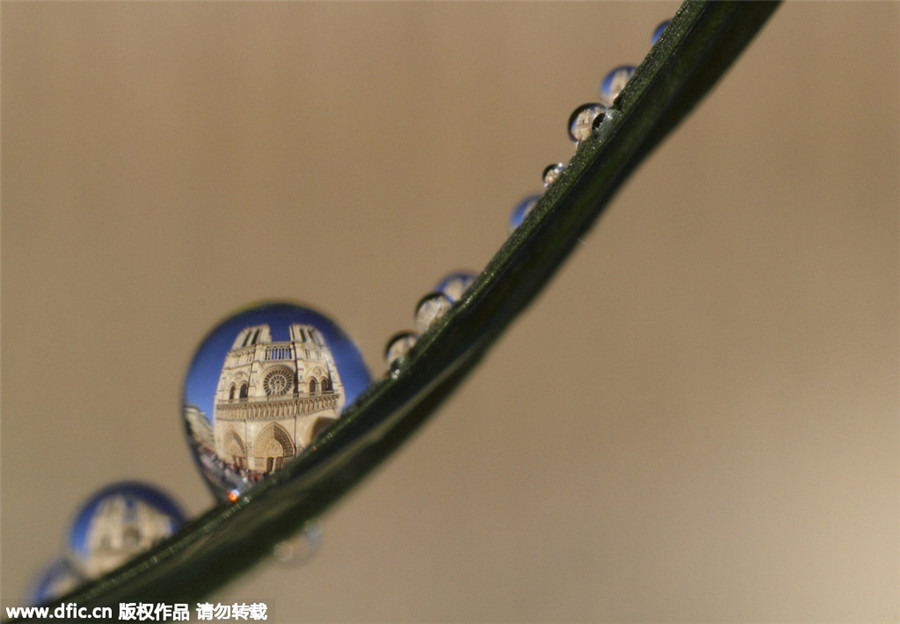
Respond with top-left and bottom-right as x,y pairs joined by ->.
66,481 -> 186,579
182,301 -> 371,501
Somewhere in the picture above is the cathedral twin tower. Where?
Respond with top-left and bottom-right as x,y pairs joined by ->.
210,322 -> 345,473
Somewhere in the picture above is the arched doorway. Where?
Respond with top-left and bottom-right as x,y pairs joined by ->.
253,423 -> 294,473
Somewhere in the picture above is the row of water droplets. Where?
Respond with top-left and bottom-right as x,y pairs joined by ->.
382,18 -> 671,373
27,16 -> 672,605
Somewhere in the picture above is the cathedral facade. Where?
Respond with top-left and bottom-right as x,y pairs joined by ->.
81,494 -> 178,578
212,323 -> 345,473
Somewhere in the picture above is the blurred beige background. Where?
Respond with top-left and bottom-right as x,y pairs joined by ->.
2,2 -> 897,622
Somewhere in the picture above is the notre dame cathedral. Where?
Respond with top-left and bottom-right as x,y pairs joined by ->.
211,322 -> 345,473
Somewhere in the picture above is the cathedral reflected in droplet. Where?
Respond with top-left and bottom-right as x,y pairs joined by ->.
182,302 -> 370,500
568,103 -> 606,144
599,65 -> 636,107
66,481 -> 186,580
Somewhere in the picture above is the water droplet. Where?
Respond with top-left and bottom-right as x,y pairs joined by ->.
384,331 -> 418,368
415,292 -> 452,334
66,481 -> 186,579
508,194 -> 541,232
273,521 -> 323,566
435,271 -> 477,303
29,557 -> 84,604
542,163 -> 566,188
182,301 -> 371,501
599,65 -> 636,107
568,103 -> 606,144
652,20 -> 670,45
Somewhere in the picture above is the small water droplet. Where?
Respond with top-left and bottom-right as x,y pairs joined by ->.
652,20 -> 670,45
384,331 -> 418,368
273,522 -> 323,566
182,301 -> 371,501
599,65 -> 636,107
567,103 -> 606,144
542,163 -> 566,188
435,271 -> 477,303
508,194 -> 541,232
415,292 -> 453,334
66,481 -> 186,580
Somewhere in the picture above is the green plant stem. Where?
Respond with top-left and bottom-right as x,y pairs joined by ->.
7,2 -> 780,621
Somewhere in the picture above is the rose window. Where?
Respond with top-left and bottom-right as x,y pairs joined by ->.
263,369 -> 293,396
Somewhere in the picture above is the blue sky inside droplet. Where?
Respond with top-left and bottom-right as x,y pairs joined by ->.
183,302 -> 371,425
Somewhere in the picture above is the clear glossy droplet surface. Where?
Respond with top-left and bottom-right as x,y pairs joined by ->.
567,103 -> 606,144
415,292 -> 452,334
182,301 -> 371,501
384,331 -> 418,368
542,163 -> 566,188
435,271 -> 477,303
66,481 -> 186,579
29,557 -> 84,604
599,65 -> 636,107
652,20 -> 670,45
509,194 -> 541,232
